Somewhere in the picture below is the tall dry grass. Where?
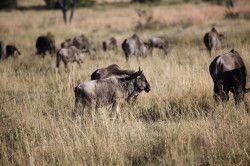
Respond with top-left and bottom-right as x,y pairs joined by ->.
0,2 -> 250,165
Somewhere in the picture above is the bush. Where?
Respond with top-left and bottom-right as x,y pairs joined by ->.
44,0 -> 94,9
203,0 -> 234,6
0,0 -> 17,9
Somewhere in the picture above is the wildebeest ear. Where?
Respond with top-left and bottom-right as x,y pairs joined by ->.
138,67 -> 143,73
211,27 -> 217,32
230,49 -> 235,53
219,33 -> 225,39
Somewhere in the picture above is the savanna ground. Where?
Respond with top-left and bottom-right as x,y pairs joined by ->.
0,0 -> 250,165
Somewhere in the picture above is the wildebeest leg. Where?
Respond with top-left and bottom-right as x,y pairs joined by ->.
72,102 -> 83,118
125,55 -> 129,62
209,50 -> 212,57
163,47 -> 169,55
77,61 -> 81,67
233,85 -> 244,106
127,92 -> 138,104
244,100 -> 249,113
213,83 -> 221,103
111,101 -> 121,120
79,59 -> 84,64
49,50 -> 54,57
42,52 -> 46,58
72,97 -> 85,118
131,94 -> 139,104
214,83 -> 229,103
63,60 -> 68,70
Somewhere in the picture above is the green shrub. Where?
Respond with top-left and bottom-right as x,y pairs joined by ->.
0,0 -> 17,9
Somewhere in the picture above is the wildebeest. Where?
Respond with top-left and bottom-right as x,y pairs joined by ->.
61,35 -> 95,55
91,64 -> 134,80
56,46 -> 85,69
148,36 -> 170,55
102,37 -> 117,51
203,27 -> 224,56
61,38 -> 73,48
122,34 -> 149,61
0,41 -> 21,59
91,64 -> 142,104
209,49 -> 249,106
36,32 -> 56,57
73,68 -> 151,117
6,45 -> 21,58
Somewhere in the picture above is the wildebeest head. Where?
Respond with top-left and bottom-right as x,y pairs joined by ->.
219,33 -> 225,41
124,67 -> 151,93
143,42 -> 151,49
211,27 -> 225,40
211,27 -> 217,33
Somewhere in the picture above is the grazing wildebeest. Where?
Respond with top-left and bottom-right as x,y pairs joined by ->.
102,37 -> 117,51
5,45 -> 21,58
148,36 -> 170,55
209,49 -> 249,107
203,27 -> 224,56
91,64 -> 134,80
61,35 -> 95,55
0,42 -> 21,59
56,46 -> 85,69
122,34 -> 149,61
73,68 -> 151,117
36,32 -> 56,57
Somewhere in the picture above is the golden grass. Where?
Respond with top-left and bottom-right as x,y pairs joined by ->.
0,2 -> 250,165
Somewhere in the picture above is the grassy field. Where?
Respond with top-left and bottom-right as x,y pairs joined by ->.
0,0 -> 250,165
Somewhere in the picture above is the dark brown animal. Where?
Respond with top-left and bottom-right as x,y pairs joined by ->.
73,68 -> 151,117
5,45 -> 21,58
56,46 -> 85,69
91,64 -> 134,80
0,41 -> 21,59
148,36 -> 170,55
102,37 -> 117,51
209,49 -> 249,106
36,32 -> 56,57
203,27 -> 224,56
122,34 -> 149,61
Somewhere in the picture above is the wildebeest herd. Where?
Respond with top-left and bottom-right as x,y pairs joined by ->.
0,27 -> 249,117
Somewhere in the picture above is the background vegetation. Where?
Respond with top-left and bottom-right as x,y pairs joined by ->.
0,0 -> 249,165
0,0 -> 17,9
43,0 -> 95,8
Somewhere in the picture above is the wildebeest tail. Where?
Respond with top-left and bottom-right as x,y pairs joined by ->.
102,42 -> 107,51
74,86 -> 79,101
56,51 -> 61,68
